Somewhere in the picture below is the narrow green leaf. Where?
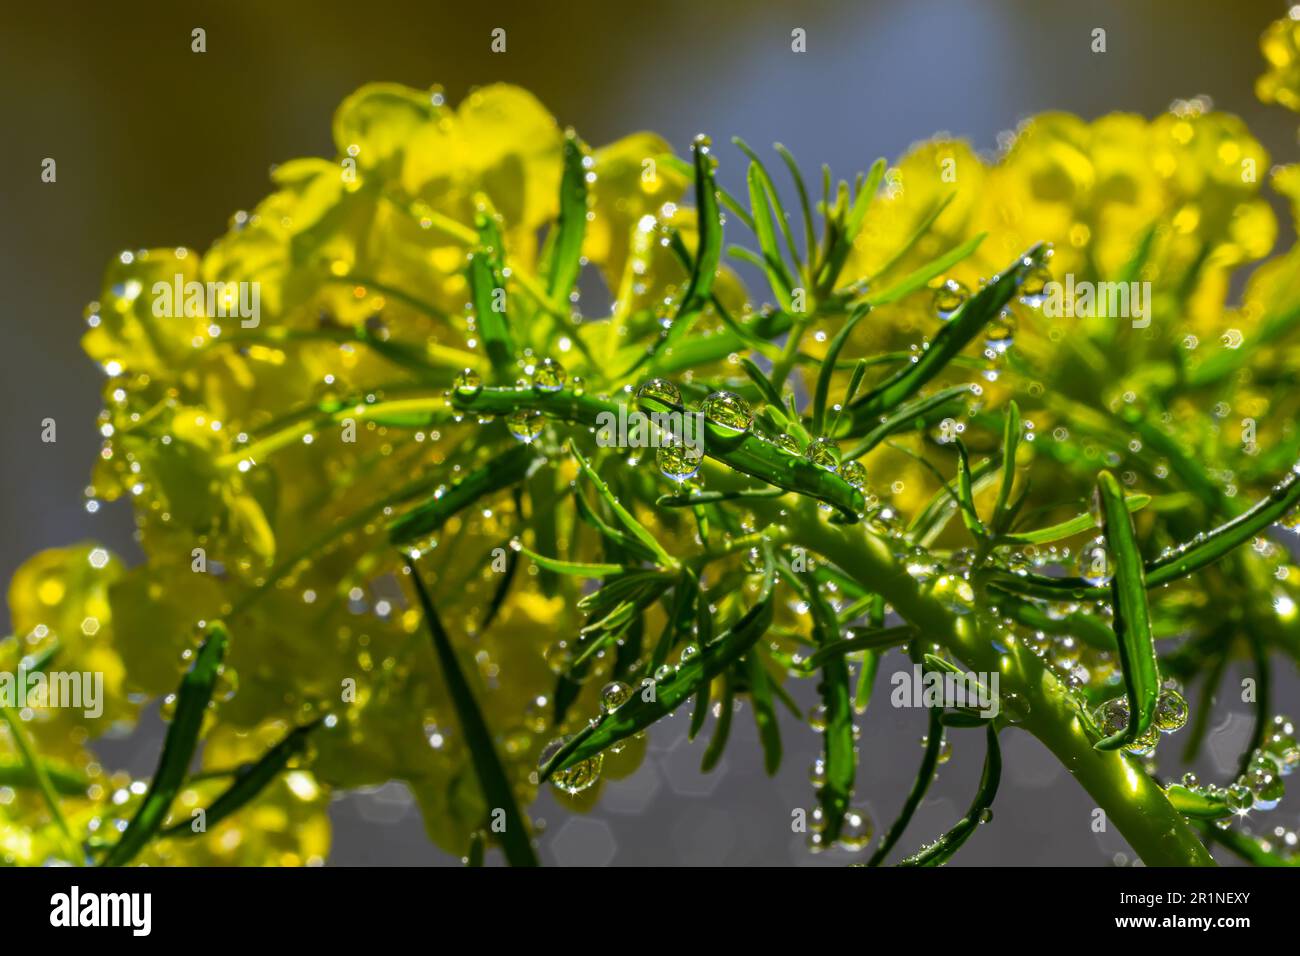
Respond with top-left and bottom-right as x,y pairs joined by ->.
546,130 -> 588,303
451,389 -> 866,521
406,561 -> 538,867
388,444 -> 539,545
733,137 -> 801,275
162,720 -> 321,838
656,487 -> 786,508
480,534 -> 520,633
954,440 -> 986,540
900,724 -> 1001,866
853,649 -> 881,715
988,467 -> 1300,598
805,573 -> 855,843
700,671 -> 736,771
740,357 -> 786,412
847,244 -> 1046,430
0,758 -> 89,796
991,401 -> 1021,535
1195,820 -> 1300,866
469,211 -> 514,380
812,304 -> 870,436
102,623 -> 229,867
0,707 -> 79,860
744,651 -> 782,775
864,233 -> 985,307
745,162 -> 796,306
773,143 -> 817,275
990,589 -> 1117,653
866,193 -> 956,284
650,574 -> 698,672
515,543 -> 632,579
819,159 -> 885,293
1094,469 -> 1160,752
799,625 -> 914,671
868,704 -> 945,866
573,488 -> 660,564
1164,784 -> 1232,820
688,679 -> 713,742
826,358 -> 870,440
998,493 -> 1150,545
843,384 -> 974,457
466,830 -> 486,867
568,440 -> 677,568
540,561 -> 775,781
650,136 -> 723,362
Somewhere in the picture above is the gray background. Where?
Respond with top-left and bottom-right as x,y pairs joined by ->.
1,0 -> 1296,864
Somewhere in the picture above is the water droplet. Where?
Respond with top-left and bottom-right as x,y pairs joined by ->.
1124,726 -> 1160,757
213,666 -> 239,703
506,408 -> 543,443
657,444 -> 702,482
700,391 -> 752,439
775,433 -> 800,455
539,736 -> 603,795
600,681 -> 632,714
808,704 -> 828,733
1076,535 -> 1114,586
905,549 -> 939,583
837,809 -> 874,851
635,377 -> 681,412
531,358 -> 567,393
841,460 -> 867,489
1154,688 -> 1189,733
1094,697 -> 1129,737
1245,757 -> 1284,810
985,310 -> 1016,353
805,438 -> 839,472
933,278 -> 969,320
544,640 -> 573,675
453,367 -> 482,396
1018,264 -> 1052,307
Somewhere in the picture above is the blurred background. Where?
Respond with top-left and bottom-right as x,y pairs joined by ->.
1,0 -> 1297,865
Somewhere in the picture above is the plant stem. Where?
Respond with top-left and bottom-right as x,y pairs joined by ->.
758,492 -> 1214,866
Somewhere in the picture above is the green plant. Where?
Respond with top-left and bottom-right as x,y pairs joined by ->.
6,17 -> 1300,867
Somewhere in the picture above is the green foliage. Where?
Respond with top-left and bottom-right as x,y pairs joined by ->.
11,34 -> 1300,869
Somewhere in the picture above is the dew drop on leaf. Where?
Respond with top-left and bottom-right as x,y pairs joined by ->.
933,278 -> 969,321
700,391 -> 752,438
530,357 -> 566,393
506,408 -> 543,443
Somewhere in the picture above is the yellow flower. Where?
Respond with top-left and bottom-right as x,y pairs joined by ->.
1257,12 -> 1300,111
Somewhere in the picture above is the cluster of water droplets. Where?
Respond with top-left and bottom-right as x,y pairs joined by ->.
1173,716 -> 1297,824
1090,687 -> 1190,757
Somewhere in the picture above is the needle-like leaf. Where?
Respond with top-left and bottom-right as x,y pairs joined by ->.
162,720 -> 322,838
406,560 -> 538,867
1093,469 -> 1160,752
539,559 -> 775,781
900,724 -> 1001,866
102,623 -> 229,867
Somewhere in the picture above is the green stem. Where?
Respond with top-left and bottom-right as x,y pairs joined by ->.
769,498 -> 1214,867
